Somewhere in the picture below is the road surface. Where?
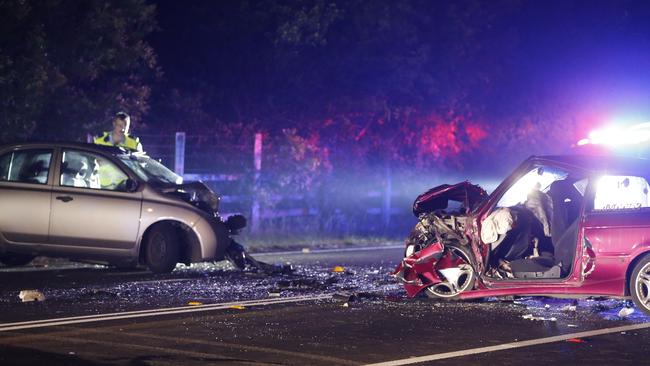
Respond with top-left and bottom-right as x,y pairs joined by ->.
0,246 -> 648,365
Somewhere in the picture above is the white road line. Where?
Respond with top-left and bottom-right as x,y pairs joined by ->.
364,322 -> 650,366
0,264 -> 97,273
0,294 -> 332,332
1,296 -> 306,327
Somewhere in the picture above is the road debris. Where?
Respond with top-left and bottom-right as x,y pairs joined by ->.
561,301 -> 578,312
566,338 -> 587,343
522,314 -> 557,321
225,240 -> 294,275
301,248 -> 311,254
187,301 -> 203,306
19,290 -> 45,302
618,306 -> 635,318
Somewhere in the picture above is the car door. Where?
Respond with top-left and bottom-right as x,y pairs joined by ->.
48,148 -> 142,253
0,148 -> 54,244
581,174 -> 650,291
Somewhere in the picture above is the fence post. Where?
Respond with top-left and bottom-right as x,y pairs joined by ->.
383,164 -> 392,229
174,132 -> 186,176
251,133 -> 263,233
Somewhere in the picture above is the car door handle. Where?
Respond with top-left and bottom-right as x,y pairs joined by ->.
56,196 -> 74,203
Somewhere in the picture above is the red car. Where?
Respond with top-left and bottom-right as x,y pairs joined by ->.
394,155 -> 650,315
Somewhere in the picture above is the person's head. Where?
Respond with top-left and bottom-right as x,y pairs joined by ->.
112,112 -> 131,136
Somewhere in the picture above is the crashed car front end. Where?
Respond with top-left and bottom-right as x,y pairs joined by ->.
122,152 -> 247,263
394,182 -> 487,298
161,181 -> 287,273
160,181 -> 249,260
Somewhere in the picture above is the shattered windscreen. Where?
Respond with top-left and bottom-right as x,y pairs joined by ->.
119,154 -> 183,185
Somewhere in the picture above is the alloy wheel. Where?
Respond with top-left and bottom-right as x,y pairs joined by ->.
426,246 -> 475,299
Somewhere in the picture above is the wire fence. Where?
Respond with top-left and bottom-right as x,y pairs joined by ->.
139,132 -> 416,237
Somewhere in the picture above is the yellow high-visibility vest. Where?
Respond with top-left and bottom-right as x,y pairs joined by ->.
94,132 -> 142,152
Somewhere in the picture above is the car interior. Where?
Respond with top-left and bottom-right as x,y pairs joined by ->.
484,166 -> 587,280
60,151 -> 101,189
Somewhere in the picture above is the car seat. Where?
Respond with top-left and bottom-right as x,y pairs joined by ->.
549,179 -> 582,244
509,218 -> 579,278
60,159 -> 89,187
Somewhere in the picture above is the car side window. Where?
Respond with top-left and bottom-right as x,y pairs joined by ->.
61,150 -> 129,191
593,175 -> 650,210
0,149 -> 52,184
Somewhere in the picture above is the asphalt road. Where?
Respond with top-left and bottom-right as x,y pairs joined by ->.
0,246 -> 648,365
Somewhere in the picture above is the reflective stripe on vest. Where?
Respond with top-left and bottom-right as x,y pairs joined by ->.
93,132 -> 140,151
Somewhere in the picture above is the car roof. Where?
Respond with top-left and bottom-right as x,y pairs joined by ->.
533,154 -> 650,176
0,141 -> 131,156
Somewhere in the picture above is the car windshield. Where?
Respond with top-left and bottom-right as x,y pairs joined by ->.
497,165 -> 568,207
118,154 -> 182,185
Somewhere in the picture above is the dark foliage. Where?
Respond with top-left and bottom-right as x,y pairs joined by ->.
0,0 -> 159,143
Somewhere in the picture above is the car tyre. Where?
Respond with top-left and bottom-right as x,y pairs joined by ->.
425,245 -> 476,300
629,254 -> 650,315
0,253 -> 36,266
144,225 -> 179,273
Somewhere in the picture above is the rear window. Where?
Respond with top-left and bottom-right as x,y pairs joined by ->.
0,149 -> 52,184
594,175 -> 650,210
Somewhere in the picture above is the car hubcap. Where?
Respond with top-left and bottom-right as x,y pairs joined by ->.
427,247 -> 474,298
636,262 -> 650,310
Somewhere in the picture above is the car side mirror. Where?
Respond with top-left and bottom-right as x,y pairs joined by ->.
125,178 -> 138,192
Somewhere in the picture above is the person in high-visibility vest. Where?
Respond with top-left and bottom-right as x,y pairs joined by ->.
93,156 -> 129,190
94,111 -> 143,152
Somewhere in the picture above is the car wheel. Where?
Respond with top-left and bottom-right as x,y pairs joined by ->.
0,253 -> 36,266
630,254 -> 650,315
144,225 -> 179,273
425,245 -> 476,300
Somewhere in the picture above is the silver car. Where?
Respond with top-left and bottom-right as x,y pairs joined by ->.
0,142 -> 243,272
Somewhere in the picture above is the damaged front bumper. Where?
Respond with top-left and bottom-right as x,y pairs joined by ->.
393,242 -> 468,297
